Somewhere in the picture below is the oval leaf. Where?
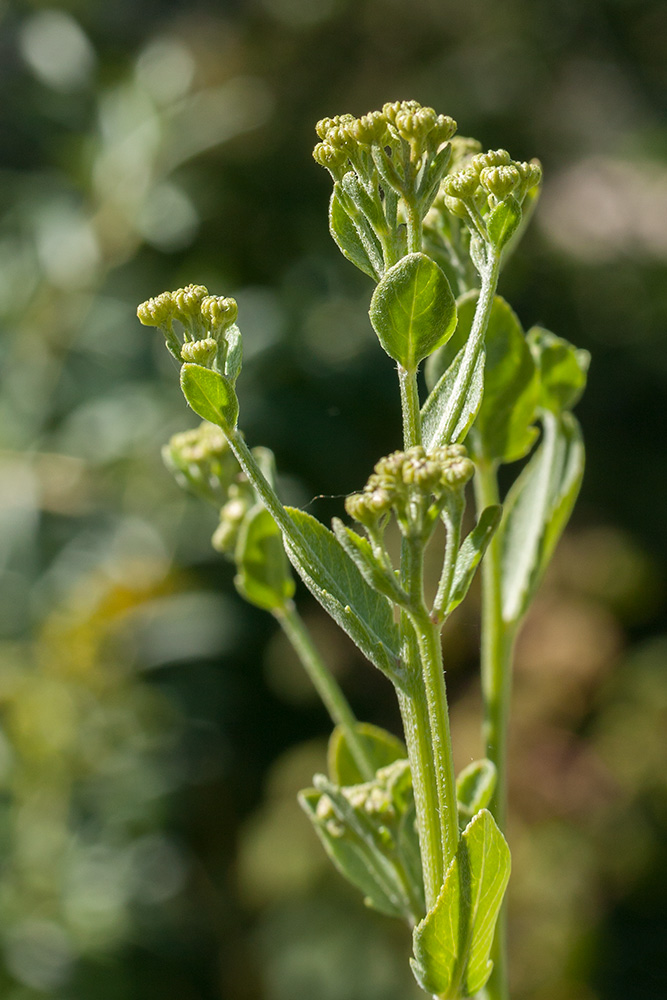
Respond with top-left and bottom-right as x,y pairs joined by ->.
283,507 -> 403,688
328,722 -> 406,786
486,196 -> 522,250
500,411 -> 585,624
527,326 -> 590,414
370,252 -> 457,371
180,363 -> 239,430
411,809 -> 511,999
234,505 -> 295,612
329,185 -> 383,281
456,760 -> 497,822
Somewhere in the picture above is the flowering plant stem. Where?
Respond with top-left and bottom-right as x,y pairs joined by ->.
143,99 -> 589,1000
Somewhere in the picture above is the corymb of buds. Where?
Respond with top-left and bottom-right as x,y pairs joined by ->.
211,483 -> 254,557
441,146 -> 542,239
163,422 -> 241,507
138,284 -> 238,369
345,445 -> 474,537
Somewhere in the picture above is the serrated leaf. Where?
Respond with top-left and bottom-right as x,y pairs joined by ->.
500,411 -> 585,624
446,505 -> 502,614
456,760 -> 497,822
370,253 -> 457,371
421,343 -> 486,449
234,505 -> 295,612
486,197 -> 522,250
527,326 -> 590,414
428,292 -> 539,464
329,185 -> 383,280
328,722 -> 406,786
299,788 -> 406,919
180,363 -> 239,430
283,507 -> 403,686
411,809 -> 511,998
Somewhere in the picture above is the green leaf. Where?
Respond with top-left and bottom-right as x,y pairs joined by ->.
180,363 -> 239,430
223,324 -> 243,384
234,505 -> 295,612
299,788 -> 407,919
456,760 -> 497,822
283,507 -> 404,687
421,343 -> 485,449
411,809 -> 511,998
428,292 -> 539,464
332,519 -> 405,603
500,411 -> 585,624
446,505 -> 502,615
369,252 -> 457,371
527,326 -> 590,414
329,185 -> 383,281
486,196 -> 522,251
328,722 -> 406,786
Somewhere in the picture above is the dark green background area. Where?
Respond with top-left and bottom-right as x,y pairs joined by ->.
0,1 -> 665,998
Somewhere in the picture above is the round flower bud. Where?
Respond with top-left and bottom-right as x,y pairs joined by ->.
201,295 -> 238,334
395,105 -> 437,143
443,168 -> 480,199
444,195 -> 469,219
349,111 -> 387,145
312,141 -> 348,171
137,291 -> 175,329
479,165 -> 521,199
431,114 -> 458,146
315,114 -> 355,141
172,284 -> 209,321
515,159 -> 543,194
180,337 -> 217,367
471,149 -> 511,173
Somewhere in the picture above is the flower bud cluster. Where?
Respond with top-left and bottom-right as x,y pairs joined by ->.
313,100 -> 457,182
442,147 -> 542,230
138,284 -> 238,365
315,759 -> 412,842
163,422 -> 256,555
345,445 -> 474,533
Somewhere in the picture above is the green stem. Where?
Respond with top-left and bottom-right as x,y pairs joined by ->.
406,200 -> 423,253
411,609 -> 460,869
398,366 -> 421,449
396,649 -> 444,909
474,460 -> 517,1000
275,601 -> 375,782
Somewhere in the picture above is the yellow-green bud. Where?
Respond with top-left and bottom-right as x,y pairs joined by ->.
444,195 -> 470,219
171,284 -> 209,322
480,165 -> 521,199
430,114 -> 458,147
443,168 -> 480,200
394,105 -> 437,142
180,337 -> 217,367
315,114 -> 355,142
472,149 -> 511,173
200,294 -> 238,334
137,291 -> 175,329
312,141 -> 348,170
349,111 -> 387,145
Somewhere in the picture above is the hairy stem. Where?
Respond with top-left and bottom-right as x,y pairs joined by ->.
275,601 -> 375,782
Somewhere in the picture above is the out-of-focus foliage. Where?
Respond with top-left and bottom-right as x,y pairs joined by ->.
0,0 -> 665,998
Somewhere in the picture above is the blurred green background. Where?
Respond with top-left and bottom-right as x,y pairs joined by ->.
0,0 -> 665,997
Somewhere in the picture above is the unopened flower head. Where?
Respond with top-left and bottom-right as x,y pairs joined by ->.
163,422 -> 241,505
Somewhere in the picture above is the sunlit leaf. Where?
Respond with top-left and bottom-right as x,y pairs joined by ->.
527,326 -> 590,414
328,722 -> 406,786
234,505 -> 295,612
370,252 -> 457,371
284,507 -> 403,686
411,809 -> 511,998
500,411 -> 585,623
445,505 -> 502,614
180,363 -> 239,430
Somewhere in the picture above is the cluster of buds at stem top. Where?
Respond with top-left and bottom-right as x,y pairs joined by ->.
137,284 -> 239,372
313,101 -> 458,273
163,421 -> 255,556
345,444 -> 473,541
441,148 -> 542,245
